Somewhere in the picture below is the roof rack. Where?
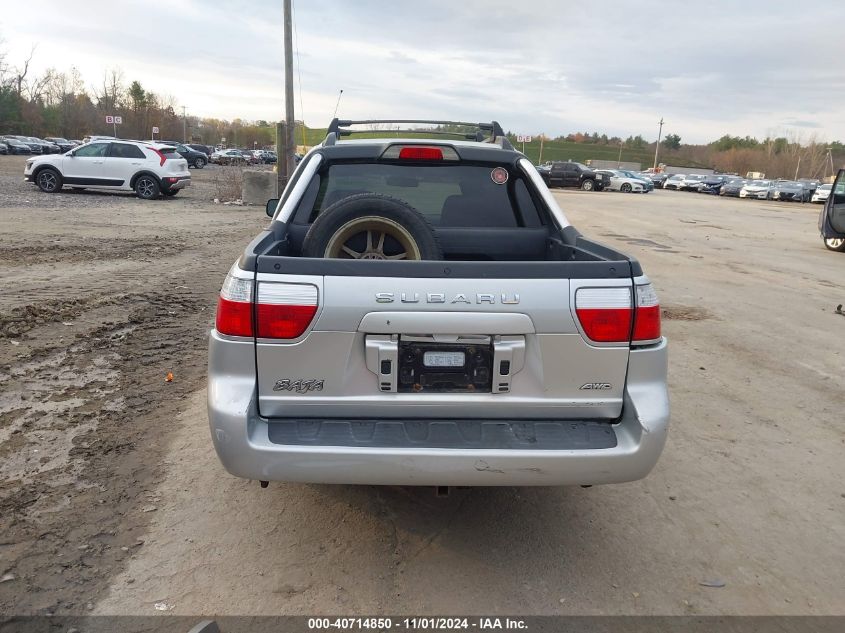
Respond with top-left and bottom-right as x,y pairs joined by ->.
323,118 -> 513,150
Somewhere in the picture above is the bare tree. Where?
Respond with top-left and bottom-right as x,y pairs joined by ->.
95,67 -> 125,112
12,45 -> 37,98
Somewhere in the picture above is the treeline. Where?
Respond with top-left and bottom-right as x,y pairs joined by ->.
544,131 -> 682,150
0,47 -> 275,147
2,43 -> 842,177
530,130 -> 843,179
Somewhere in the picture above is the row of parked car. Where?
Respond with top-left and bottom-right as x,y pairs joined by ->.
0,135 -> 82,155
1,133 -> 282,170
535,161 -> 832,204
655,173 -> 830,203
209,148 -> 278,165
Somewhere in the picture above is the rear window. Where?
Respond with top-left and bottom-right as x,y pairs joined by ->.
295,163 -> 541,228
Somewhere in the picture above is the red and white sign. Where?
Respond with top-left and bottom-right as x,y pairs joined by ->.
517,135 -> 533,143
114,116 -> 123,125
105,115 -> 114,124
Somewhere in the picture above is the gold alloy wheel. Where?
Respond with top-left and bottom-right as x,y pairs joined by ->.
323,216 -> 422,260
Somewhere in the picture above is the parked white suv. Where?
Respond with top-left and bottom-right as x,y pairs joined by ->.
24,140 -> 191,199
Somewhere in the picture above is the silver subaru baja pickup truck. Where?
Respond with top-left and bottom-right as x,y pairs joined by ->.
208,119 -> 669,487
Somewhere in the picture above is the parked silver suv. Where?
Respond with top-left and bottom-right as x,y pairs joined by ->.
208,119 -> 669,487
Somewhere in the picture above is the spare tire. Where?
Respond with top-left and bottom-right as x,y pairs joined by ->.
302,193 -> 441,260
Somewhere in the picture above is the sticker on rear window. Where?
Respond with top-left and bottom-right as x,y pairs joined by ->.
491,167 -> 508,185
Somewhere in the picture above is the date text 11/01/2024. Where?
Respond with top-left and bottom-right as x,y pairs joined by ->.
307,617 -> 528,630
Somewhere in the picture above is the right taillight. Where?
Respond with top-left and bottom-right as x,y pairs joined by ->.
574,284 -> 662,345
632,283 -> 661,344
575,287 -> 632,343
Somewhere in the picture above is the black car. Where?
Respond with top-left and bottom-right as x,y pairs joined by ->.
255,150 -> 277,164
1,137 -> 33,154
23,136 -> 60,154
540,160 -> 607,191
719,179 -> 747,197
639,172 -> 669,188
7,136 -> 42,153
172,144 -> 209,168
0,139 -> 8,155
772,181 -> 811,202
696,175 -> 732,194
186,143 -> 213,157
44,137 -> 75,153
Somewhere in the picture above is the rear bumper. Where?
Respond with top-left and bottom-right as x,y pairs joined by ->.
208,333 -> 669,486
163,175 -> 191,191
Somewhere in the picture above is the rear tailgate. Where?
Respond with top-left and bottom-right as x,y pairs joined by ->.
252,264 -> 636,421
160,147 -> 190,176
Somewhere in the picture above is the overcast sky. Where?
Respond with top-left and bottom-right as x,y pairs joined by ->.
2,0 -> 844,144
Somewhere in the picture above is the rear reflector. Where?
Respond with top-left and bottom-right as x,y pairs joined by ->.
256,282 -> 318,339
574,287 -> 632,343
216,274 -> 253,337
632,284 -> 661,343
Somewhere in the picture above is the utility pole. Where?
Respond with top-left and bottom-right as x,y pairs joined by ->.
617,140 -> 624,167
653,117 -> 664,170
182,105 -> 187,142
283,0 -> 296,185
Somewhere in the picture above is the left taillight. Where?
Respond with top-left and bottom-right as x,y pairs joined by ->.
215,273 -> 253,337
255,282 -> 318,339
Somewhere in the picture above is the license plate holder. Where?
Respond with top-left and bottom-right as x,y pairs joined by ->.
398,341 -> 492,393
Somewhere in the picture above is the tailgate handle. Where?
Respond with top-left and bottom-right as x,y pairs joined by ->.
365,335 -> 399,393
358,311 -> 535,335
492,336 -> 526,394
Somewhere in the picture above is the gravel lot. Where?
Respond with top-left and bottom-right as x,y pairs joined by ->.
1,153 -> 843,617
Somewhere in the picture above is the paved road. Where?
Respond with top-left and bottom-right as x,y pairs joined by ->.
95,189 -> 845,616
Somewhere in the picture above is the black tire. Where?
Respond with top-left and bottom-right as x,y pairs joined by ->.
302,193 -> 441,261
823,237 -> 845,252
194,157 -> 205,169
581,178 -> 595,191
134,175 -> 161,200
35,168 -> 62,193
621,183 -> 632,193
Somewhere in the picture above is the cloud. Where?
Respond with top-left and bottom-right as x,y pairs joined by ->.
783,119 -> 822,128
2,0 -> 844,142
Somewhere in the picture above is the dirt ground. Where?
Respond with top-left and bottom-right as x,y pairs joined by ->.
1,154 -> 843,617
